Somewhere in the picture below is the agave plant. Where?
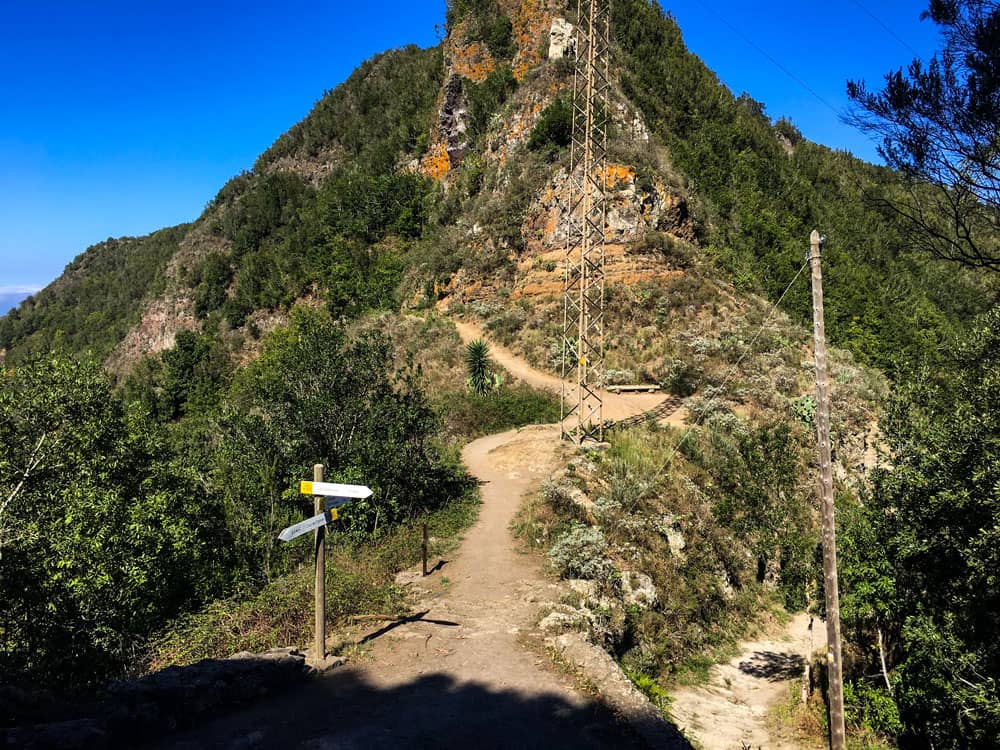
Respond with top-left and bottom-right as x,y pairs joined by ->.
465,338 -> 492,396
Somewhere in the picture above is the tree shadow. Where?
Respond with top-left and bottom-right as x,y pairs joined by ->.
354,610 -> 460,647
147,667 -> 694,750
426,558 -> 449,575
737,650 -> 805,682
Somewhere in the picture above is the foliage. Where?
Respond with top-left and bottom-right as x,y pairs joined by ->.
122,329 -> 232,422
204,167 -> 434,327
845,680 -> 904,739
465,65 -> 518,144
527,96 -> 573,160
214,306 -> 471,580
193,252 -> 233,319
465,338 -> 493,396
611,0 -> 994,376
435,384 -> 561,439
0,227 -> 185,361
839,306 -> 1000,746
0,357 -> 227,691
847,0 -> 1000,270
690,420 -> 816,609
548,523 -> 614,580
445,0 -> 515,61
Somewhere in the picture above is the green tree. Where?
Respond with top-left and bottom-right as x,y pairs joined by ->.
847,0 -> 1000,270
0,357 -> 226,691
214,306 -> 469,581
841,306 -> 1000,746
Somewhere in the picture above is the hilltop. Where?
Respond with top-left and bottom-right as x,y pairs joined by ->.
2,1 -> 998,747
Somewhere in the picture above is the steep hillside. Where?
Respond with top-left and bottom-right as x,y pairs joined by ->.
3,3 -> 999,743
1,0 -> 993,378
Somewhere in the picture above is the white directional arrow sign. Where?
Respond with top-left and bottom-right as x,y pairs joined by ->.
278,509 -> 339,542
299,481 -> 372,499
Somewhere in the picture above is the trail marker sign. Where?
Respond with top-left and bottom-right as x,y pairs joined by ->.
299,481 -> 372,499
277,482 -> 370,543
278,511 -> 338,542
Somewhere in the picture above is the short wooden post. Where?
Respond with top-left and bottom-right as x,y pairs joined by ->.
313,463 -> 326,660
422,523 -> 429,577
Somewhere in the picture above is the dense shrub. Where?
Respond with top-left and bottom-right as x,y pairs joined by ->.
548,523 -> 614,580
527,96 -> 573,160
0,358 -> 228,691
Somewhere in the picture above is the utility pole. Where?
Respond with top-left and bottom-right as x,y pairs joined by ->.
809,230 -> 846,750
313,463 -> 326,661
561,0 -> 610,443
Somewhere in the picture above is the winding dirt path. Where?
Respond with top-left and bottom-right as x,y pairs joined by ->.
668,612 -> 820,749
156,427 -> 682,748
155,322 -> 802,749
452,319 -> 688,428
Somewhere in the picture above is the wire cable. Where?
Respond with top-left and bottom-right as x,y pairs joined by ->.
688,0 -> 843,118
847,0 -> 921,56
648,259 -> 811,482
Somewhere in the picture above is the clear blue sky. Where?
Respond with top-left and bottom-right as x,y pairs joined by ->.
0,0 -> 942,298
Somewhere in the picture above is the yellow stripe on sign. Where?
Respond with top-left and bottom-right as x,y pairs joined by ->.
300,481 -> 313,495
328,508 -> 339,521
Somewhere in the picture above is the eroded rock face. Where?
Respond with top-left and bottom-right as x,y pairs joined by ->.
548,18 -> 575,60
531,165 -> 696,249
440,73 -> 471,167
106,295 -> 198,373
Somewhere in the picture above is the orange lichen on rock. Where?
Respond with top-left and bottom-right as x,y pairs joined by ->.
510,0 -> 554,80
602,164 -> 637,189
452,40 -> 497,82
419,142 -> 452,181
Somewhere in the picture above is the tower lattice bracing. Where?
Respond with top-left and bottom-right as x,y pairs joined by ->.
561,0 -> 611,443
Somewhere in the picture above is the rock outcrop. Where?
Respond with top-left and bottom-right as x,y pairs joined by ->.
548,17 -> 575,60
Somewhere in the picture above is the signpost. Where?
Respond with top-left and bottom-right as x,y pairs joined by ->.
277,510 -> 338,542
277,467 -> 372,662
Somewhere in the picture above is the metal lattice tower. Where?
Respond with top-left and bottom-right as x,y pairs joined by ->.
561,0 -> 611,443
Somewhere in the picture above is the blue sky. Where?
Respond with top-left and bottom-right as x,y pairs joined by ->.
0,0 -> 942,302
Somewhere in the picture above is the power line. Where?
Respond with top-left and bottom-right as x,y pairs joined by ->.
847,0 -> 921,56
649,259 -> 811,482
689,0 -> 843,118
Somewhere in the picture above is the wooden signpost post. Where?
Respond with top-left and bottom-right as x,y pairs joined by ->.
277,466 -> 372,661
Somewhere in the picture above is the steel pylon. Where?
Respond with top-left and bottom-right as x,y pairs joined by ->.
561,0 -> 611,443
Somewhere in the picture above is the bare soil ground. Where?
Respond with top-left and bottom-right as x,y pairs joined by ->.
668,612 -> 820,749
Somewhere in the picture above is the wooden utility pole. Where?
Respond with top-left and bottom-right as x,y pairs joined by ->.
313,463 -> 326,661
809,230 -> 846,750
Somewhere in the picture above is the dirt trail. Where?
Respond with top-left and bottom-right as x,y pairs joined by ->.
155,425 -> 685,749
453,319 -> 688,427
155,324 -> 814,749
668,612 -> 820,749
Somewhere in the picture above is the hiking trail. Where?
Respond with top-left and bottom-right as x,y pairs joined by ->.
155,323 -> 810,749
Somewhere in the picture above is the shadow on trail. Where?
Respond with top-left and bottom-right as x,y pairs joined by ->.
426,558 -> 449,575
152,667 -> 693,750
354,611 -> 461,647
738,651 -> 805,681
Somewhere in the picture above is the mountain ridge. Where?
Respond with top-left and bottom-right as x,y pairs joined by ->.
0,0 -> 992,377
